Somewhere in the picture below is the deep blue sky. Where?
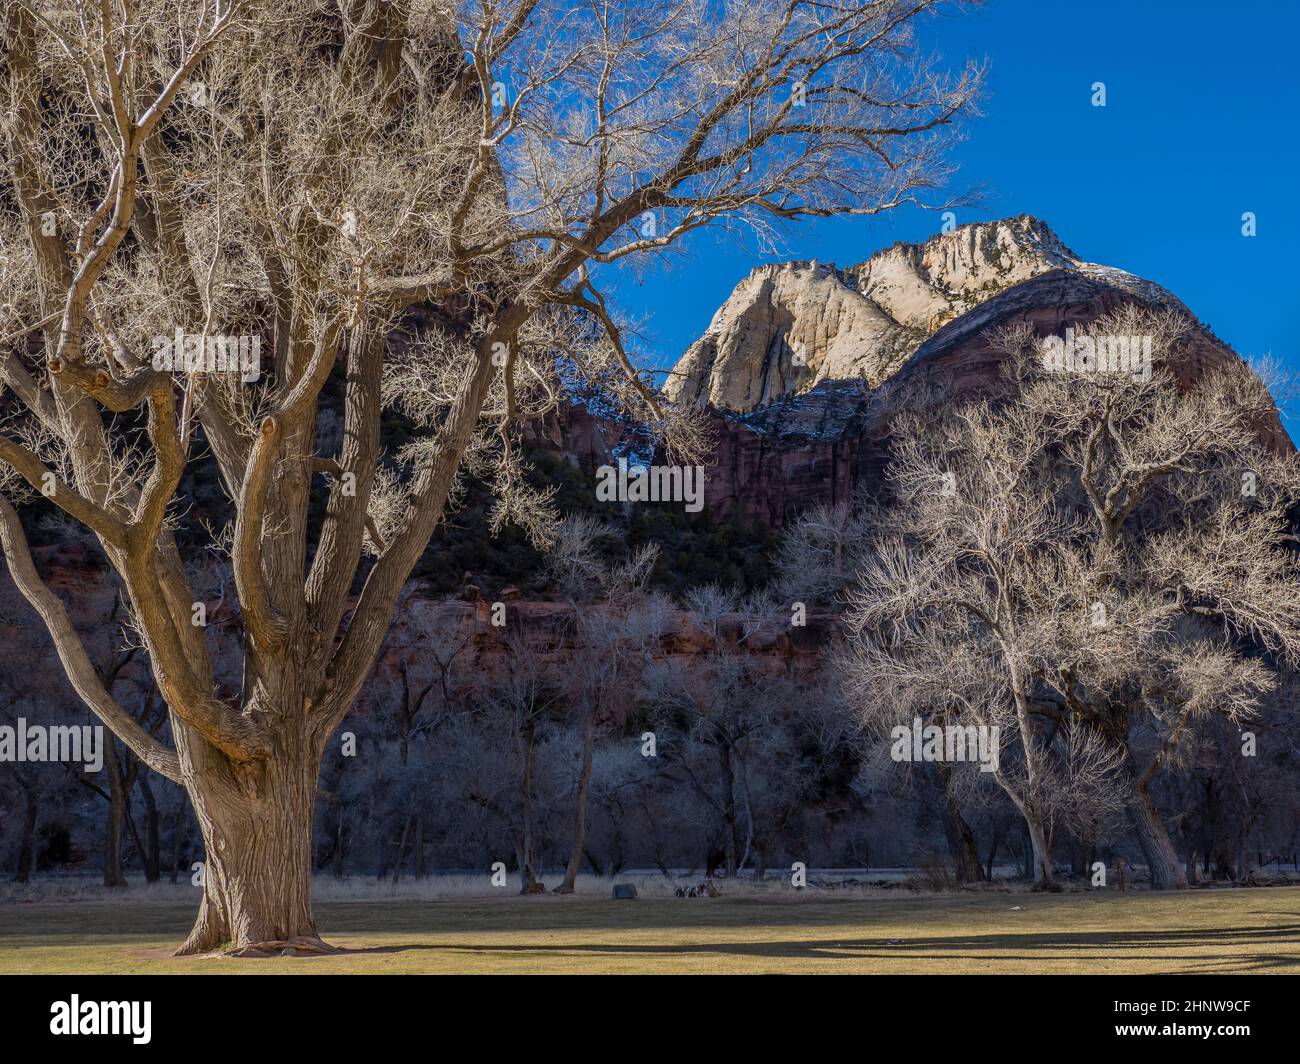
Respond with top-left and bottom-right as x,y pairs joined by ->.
617,0 -> 1298,430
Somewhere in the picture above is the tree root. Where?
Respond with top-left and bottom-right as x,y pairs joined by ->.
173,895 -> 228,956
176,931 -> 340,959
224,935 -> 341,958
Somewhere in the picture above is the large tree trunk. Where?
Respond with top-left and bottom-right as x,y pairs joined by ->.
175,749 -> 329,956
1007,675 -> 1054,886
557,702 -> 597,894
1127,772 -> 1188,891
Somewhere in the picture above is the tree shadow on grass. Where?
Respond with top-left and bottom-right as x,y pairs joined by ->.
335,922 -> 1300,973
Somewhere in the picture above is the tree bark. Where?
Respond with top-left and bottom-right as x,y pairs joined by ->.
1010,803 -> 1054,886
175,749 -> 329,956
1007,672 -> 1054,885
1127,774 -> 1188,890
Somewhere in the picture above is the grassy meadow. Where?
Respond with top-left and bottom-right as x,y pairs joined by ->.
2,885 -> 1297,974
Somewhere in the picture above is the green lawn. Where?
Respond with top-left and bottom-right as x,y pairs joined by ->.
2,887 -> 1298,974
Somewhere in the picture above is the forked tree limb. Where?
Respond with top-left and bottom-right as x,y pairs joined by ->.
0,495 -> 182,782
0,339 -> 61,427
309,456 -> 386,557
314,311 -> 529,738
232,415 -> 290,648
305,326 -> 384,646
0,434 -> 129,545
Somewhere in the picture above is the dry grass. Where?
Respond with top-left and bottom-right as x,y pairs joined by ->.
0,871 -> 923,906
2,886 -> 1298,974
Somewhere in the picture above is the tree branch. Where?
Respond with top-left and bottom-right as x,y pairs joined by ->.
0,495 -> 181,782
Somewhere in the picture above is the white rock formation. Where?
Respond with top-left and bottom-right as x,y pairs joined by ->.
663,216 -> 1083,413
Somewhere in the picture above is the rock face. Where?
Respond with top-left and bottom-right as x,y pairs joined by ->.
657,216 -> 1293,527
662,261 -> 912,412
379,597 -> 837,683
663,216 -> 1080,413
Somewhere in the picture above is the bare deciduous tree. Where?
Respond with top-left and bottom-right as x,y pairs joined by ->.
544,515 -> 665,893
0,0 -> 981,951
845,307 -> 1300,887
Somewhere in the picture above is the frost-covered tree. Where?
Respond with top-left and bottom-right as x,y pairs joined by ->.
845,307 -> 1300,887
0,0 -> 981,951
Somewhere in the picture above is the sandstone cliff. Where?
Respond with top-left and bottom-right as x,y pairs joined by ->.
663,216 -> 1080,413
657,216 -> 1293,527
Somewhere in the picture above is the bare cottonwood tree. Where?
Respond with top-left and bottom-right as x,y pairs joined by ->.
473,633 -> 565,892
0,0 -> 981,951
774,497 -> 876,608
845,307 -> 1300,887
543,514 -> 666,892
644,584 -> 777,877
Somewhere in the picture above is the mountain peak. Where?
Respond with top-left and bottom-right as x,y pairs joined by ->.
663,215 -> 1086,414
